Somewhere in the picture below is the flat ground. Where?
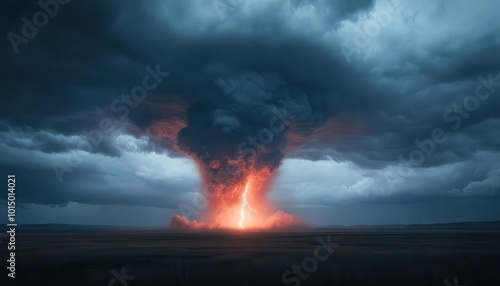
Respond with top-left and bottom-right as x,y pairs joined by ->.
2,226 -> 500,286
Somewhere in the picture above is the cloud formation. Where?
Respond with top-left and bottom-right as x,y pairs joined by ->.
1,0 -> 499,225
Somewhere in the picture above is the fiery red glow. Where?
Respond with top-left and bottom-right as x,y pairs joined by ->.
170,160 -> 305,231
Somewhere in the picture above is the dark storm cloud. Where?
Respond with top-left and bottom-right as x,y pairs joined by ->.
104,1 -> 400,189
0,123 -> 122,157
0,132 -> 198,207
1,0 -> 146,132
1,0 -> 499,212
1,0 -> 379,139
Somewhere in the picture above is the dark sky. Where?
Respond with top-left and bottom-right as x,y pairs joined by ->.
1,0 -> 499,226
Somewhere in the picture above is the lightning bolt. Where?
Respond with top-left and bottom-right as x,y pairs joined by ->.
238,181 -> 256,229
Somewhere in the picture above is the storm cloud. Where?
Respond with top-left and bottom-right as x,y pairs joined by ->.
1,0 -> 499,226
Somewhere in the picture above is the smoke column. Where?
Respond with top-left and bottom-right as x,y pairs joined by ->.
157,71 -> 326,230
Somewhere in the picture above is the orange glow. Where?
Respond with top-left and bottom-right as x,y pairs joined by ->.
206,166 -> 271,230
171,152 -> 305,231
170,163 -> 306,231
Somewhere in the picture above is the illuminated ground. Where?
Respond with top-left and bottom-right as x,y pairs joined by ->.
3,224 -> 500,286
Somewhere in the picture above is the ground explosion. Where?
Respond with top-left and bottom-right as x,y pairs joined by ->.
150,72 -> 328,230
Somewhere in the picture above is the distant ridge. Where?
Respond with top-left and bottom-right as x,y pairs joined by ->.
321,220 -> 500,229
0,224 -> 153,232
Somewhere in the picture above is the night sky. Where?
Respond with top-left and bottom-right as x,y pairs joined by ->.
1,0 -> 499,227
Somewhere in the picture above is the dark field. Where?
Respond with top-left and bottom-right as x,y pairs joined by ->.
2,225 -> 500,286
